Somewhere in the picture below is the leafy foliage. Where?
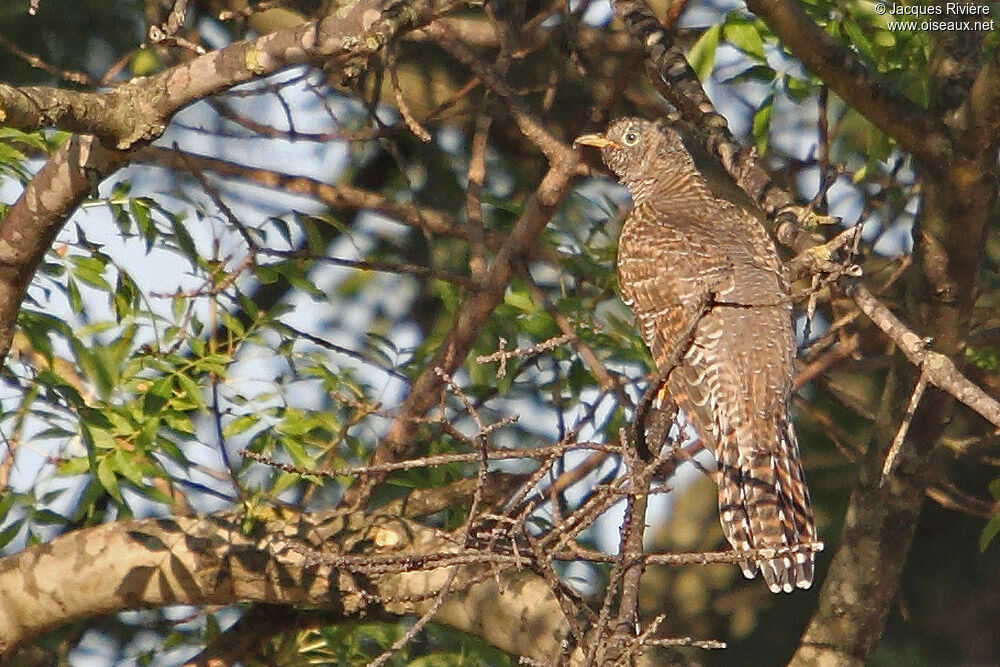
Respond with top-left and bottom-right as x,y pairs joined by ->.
0,0 -> 999,664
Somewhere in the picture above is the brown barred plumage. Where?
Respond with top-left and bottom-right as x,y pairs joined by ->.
575,118 -> 817,592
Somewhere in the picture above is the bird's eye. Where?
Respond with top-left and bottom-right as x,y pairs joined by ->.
622,130 -> 640,146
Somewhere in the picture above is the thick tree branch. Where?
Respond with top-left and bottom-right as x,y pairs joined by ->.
964,44 -> 1000,156
0,507 -> 570,662
745,0 -> 950,166
0,0 -> 469,366
0,137 -> 127,362
0,0 -> 465,149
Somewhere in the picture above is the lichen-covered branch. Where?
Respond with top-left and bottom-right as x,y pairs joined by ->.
0,0 -> 466,149
0,506 -> 570,661
0,0 -> 470,366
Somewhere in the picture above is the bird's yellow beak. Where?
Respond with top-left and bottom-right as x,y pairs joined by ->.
573,134 -> 617,150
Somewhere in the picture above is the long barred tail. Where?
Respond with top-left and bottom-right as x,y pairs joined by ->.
717,418 -> 816,593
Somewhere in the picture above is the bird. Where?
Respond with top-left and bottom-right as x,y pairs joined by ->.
574,118 -> 817,593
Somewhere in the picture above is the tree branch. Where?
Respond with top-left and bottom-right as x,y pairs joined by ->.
0,507 -> 570,662
0,137 -> 126,362
964,43 -> 1000,156
745,0 -> 950,166
0,0 -> 469,366
0,0 -> 466,149
137,146 -> 470,241
849,283 -> 1000,429
340,36 -> 579,505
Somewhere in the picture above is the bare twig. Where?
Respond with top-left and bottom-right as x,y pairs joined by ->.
0,35 -> 95,86
241,440 -> 623,477
881,372 -> 929,485
476,334 -> 576,377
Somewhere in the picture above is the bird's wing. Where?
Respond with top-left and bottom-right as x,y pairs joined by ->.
616,206 -> 732,368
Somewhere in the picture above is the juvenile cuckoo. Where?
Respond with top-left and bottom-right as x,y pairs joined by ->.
575,118 -> 816,593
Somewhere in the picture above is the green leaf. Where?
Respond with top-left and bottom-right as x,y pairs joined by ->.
156,437 -> 187,464
85,424 -> 117,450
176,374 -> 206,411
130,198 -> 156,251
162,411 -> 196,435
751,92 -> 775,155
270,470 -> 303,497
131,481 -> 177,506
784,75 -> 814,102
223,414 -> 259,439
58,456 -> 92,476
688,24 -> 722,81
981,513 -> 1000,551
723,20 -> 765,60
67,277 -> 83,315
170,216 -> 198,261
842,20 -> 874,60
504,289 -> 536,313
719,64 -> 777,85
96,456 -> 123,504
113,449 -> 146,486
0,520 -> 23,550
71,255 -> 111,291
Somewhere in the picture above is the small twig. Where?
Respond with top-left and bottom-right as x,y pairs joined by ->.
502,396 -> 613,514
435,367 -> 486,432
211,377 -> 245,500
476,334 -> 576,378
643,541 -> 826,566
148,0 -> 205,54
176,143 -> 259,254
585,434 -> 645,666
605,435 -> 652,663
240,441 -> 624,478
0,35 -> 95,86
881,371 -> 928,485
279,322 -> 411,383
257,247 -> 476,289
925,481 -> 999,518
794,334 -> 860,390
426,21 -> 575,163
389,50 -> 432,142
366,567 -> 460,667
788,224 -> 864,283
466,104 -> 493,284
435,367 -> 494,545
642,637 -> 727,650
632,294 -> 710,459
525,276 -> 626,395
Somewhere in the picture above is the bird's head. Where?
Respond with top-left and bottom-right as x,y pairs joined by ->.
574,117 -> 698,204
